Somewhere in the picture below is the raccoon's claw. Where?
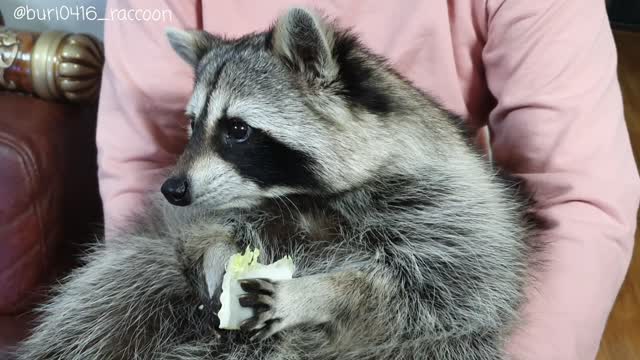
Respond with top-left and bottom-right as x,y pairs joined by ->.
250,319 -> 286,341
239,279 -> 283,340
239,278 -> 276,295
239,292 -> 275,308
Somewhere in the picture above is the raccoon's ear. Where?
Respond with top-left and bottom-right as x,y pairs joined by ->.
270,8 -> 338,81
165,28 -> 219,67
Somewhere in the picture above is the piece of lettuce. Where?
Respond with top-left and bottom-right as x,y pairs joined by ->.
218,248 -> 295,330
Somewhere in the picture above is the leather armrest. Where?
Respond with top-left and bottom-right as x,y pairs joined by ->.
0,94 -> 102,315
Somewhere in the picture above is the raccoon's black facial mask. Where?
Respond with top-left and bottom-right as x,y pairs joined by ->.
211,116 -> 321,190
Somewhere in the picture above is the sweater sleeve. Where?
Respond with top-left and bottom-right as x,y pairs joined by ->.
482,0 -> 640,358
97,0 -> 199,236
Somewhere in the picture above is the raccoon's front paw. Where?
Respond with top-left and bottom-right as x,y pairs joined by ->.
238,278 -> 290,341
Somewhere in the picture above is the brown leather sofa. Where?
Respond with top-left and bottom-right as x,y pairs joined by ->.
0,25 -> 104,358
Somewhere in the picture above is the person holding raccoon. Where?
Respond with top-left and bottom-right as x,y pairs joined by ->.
16,1 -> 639,360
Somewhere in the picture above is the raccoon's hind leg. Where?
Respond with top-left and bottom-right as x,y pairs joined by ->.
16,233 -> 227,360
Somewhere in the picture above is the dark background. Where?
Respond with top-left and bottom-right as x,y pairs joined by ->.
608,0 -> 640,29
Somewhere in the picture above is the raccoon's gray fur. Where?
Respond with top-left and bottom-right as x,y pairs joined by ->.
16,8 -> 543,360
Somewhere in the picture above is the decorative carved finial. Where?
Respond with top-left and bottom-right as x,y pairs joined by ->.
56,34 -> 104,101
0,27 -> 104,103
31,31 -> 104,102
0,29 -> 18,90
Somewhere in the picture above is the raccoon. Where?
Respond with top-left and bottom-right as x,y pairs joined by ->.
16,7 -> 543,360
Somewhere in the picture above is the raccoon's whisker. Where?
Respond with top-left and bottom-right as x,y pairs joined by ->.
270,196 -> 289,221
191,192 -> 218,206
278,195 -> 302,219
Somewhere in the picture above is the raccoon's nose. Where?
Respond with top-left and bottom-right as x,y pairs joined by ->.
161,176 -> 191,206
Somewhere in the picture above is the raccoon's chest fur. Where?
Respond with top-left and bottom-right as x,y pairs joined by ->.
233,195 -> 351,271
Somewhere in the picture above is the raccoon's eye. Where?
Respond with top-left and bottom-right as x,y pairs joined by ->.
226,118 -> 252,143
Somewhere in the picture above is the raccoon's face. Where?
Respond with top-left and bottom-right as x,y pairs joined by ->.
161,8 -> 399,209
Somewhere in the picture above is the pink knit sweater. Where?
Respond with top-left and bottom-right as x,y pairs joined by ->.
97,1 -> 640,358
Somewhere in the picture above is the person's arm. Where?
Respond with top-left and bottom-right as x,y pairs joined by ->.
97,0 -> 199,236
482,0 -> 640,358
